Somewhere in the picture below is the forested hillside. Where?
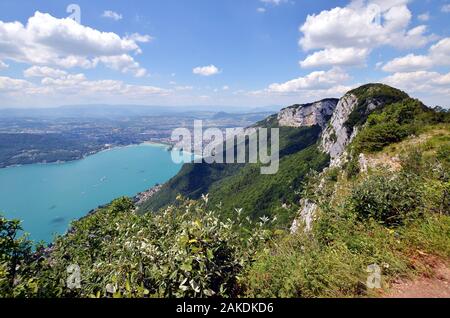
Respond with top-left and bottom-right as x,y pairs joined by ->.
1,84 -> 449,298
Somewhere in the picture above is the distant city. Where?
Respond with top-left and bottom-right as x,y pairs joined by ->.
0,105 -> 275,168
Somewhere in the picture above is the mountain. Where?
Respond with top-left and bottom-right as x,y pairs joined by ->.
1,83 -> 449,298
139,84 -> 423,225
138,99 -> 337,225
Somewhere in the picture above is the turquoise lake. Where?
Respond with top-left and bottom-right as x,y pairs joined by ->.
0,144 -> 186,243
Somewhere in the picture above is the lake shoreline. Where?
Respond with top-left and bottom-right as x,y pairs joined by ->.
0,143 -> 185,243
0,140 -> 176,170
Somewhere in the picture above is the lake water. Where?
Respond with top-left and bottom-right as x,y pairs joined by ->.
0,144 -> 187,243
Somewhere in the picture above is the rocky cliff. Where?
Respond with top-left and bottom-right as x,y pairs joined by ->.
277,99 -> 338,129
293,84 -> 411,232
320,94 -> 358,167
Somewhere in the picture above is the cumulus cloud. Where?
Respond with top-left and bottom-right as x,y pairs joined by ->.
382,54 -> 433,72
0,73 -> 169,102
0,11 -> 150,76
0,76 -> 32,91
193,65 -> 220,76
298,1 -> 435,68
0,61 -> 8,69
24,66 -> 68,78
300,48 -> 369,68
95,55 -> 147,77
102,10 -> 123,21
383,70 -> 450,96
257,8 -> 266,13
382,37 -> 450,72
262,67 -> 350,94
125,33 -> 153,43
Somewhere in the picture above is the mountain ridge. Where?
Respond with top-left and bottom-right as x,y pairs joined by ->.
139,83 -> 416,224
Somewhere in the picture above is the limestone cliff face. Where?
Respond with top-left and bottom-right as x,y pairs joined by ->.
320,94 -> 388,166
277,99 -> 338,129
320,94 -> 359,166
292,91 -> 397,233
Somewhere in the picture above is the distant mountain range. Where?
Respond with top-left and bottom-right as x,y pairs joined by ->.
0,104 -> 283,118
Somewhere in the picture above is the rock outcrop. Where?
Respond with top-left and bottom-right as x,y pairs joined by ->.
290,199 -> 318,233
293,86 -> 406,233
320,94 -> 359,166
277,99 -> 338,129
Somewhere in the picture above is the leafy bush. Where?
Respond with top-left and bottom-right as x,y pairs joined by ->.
353,122 -> 410,152
349,172 -> 423,226
352,98 -> 449,153
38,196 -> 271,298
0,216 -> 45,298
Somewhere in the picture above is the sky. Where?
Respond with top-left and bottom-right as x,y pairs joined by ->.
0,0 -> 449,109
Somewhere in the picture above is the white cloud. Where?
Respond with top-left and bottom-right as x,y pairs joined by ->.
257,8 -> 266,13
222,85 -> 230,90
418,12 -> 430,22
382,54 -> 433,72
260,0 -> 288,5
102,10 -> 123,21
0,76 -> 32,91
383,70 -> 450,97
24,66 -> 68,78
0,73 -> 169,104
95,55 -> 147,77
298,1 -> 434,68
382,37 -> 450,72
0,11 -> 149,76
193,65 -> 220,76
300,48 -> 369,68
125,33 -> 153,43
442,4 -> 450,13
40,73 -> 87,86
264,67 -> 350,94
0,60 -> 8,69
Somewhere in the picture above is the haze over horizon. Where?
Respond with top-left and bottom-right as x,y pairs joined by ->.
1,0 -> 450,109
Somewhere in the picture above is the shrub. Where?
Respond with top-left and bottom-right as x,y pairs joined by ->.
354,122 -> 410,152
0,216 -> 42,298
349,172 -> 423,226
42,196 -> 271,298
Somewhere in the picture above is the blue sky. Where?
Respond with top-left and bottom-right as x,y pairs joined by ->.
0,0 -> 449,108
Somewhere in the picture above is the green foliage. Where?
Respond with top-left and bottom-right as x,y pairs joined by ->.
142,125 -> 328,227
354,122 -> 410,152
8,197 -> 271,298
345,83 -> 410,130
0,216 -> 46,298
208,145 -> 329,227
345,154 -> 361,178
352,98 -> 449,153
244,130 -> 450,297
349,172 -> 423,226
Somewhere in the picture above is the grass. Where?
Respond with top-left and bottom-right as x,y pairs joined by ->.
244,126 -> 450,298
